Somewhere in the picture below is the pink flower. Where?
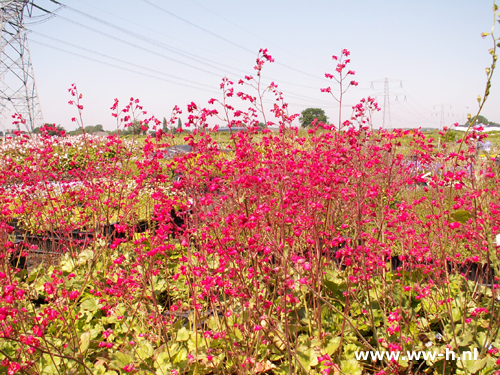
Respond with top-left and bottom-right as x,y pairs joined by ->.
102,329 -> 113,339
32,325 -> 43,337
123,363 -> 136,372
7,362 -> 21,375
43,283 -> 55,295
68,291 -> 80,300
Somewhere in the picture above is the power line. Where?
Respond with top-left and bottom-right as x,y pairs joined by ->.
49,7 -> 335,106
31,29 -> 337,107
72,0 -> 250,66
139,0 -> 256,55
394,101 -> 433,123
50,13 -> 234,79
30,38 -> 344,113
61,3 -> 251,78
390,112 -> 435,126
66,1 -> 326,92
28,30 -> 218,91
399,99 -> 432,122
188,0 -> 330,71
29,39 -> 222,95
138,0 -> 331,83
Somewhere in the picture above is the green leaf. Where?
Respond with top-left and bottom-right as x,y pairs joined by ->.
111,351 -> 131,368
341,358 -> 362,375
172,347 -> 188,364
80,298 -> 98,312
325,336 -> 341,356
188,332 -> 205,352
78,249 -> 94,264
60,258 -> 75,273
79,331 -> 91,353
343,343 -> 361,359
456,350 -> 485,372
398,356 -> 409,370
457,333 -> 474,348
451,210 -> 472,224
452,307 -> 462,323
273,363 -> 291,375
475,331 -> 489,348
176,327 -> 190,342
136,340 -> 154,360
152,276 -> 167,294
155,351 -> 173,370
482,356 -> 500,375
297,346 -> 318,371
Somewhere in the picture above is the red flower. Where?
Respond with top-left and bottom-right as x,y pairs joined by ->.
43,283 -> 55,295
7,362 -> 21,375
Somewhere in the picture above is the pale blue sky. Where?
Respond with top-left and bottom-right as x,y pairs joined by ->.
21,0 -> 499,130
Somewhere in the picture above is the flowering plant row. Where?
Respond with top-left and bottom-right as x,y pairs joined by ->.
1,29 -> 500,375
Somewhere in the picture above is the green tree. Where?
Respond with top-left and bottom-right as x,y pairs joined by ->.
92,124 -> 104,133
163,117 -> 167,132
465,115 -> 499,126
33,123 -> 66,136
177,118 -> 182,133
68,124 -> 105,136
299,108 -> 328,128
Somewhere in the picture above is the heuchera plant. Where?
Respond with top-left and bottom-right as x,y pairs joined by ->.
1,6 -> 500,374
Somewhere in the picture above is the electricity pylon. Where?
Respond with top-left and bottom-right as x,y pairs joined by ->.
370,78 -> 404,130
382,78 -> 391,130
432,104 -> 453,130
0,0 -> 44,133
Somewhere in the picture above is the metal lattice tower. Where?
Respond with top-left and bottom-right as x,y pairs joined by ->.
382,78 -> 391,130
440,104 -> 444,129
0,0 -> 43,133
432,104 -> 453,130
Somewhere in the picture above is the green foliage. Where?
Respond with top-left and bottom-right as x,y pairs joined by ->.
3,243 -> 499,375
68,124 -> 105,136
120,120 -> 148,136
464,115 -> 499,126
32,123 -> 66,136
299,108 -> 328,128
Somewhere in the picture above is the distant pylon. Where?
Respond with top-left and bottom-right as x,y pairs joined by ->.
433,104 -> 452,130
382,78 -> 391,130
0,0 -> 43,133
440,104 -> 444,129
